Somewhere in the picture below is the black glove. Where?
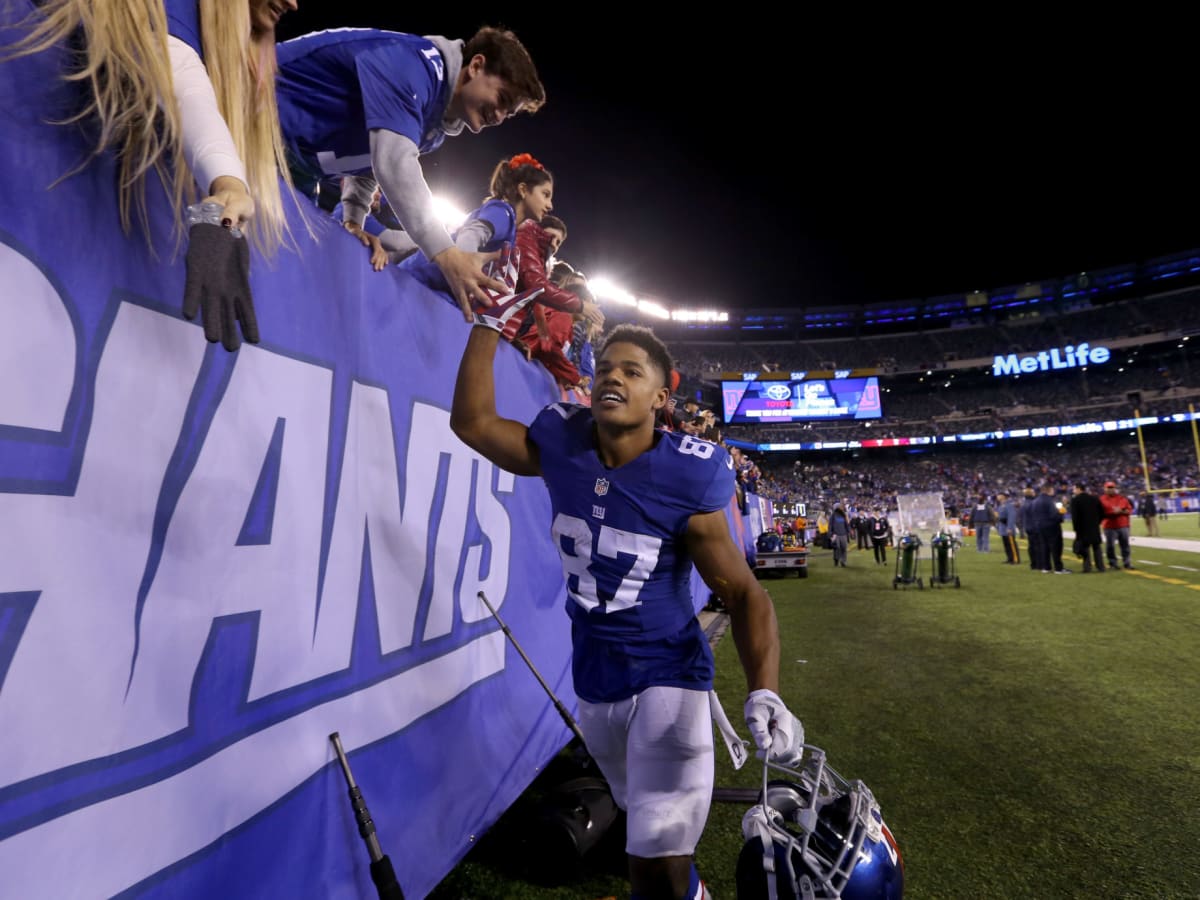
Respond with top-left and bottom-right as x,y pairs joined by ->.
183,223 -> 259,352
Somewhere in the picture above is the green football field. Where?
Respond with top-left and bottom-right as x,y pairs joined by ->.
1126,513 -> 1200,543
434,531 -> 1200,899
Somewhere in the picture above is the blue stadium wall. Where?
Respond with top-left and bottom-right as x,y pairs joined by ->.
0,18 -> 752,898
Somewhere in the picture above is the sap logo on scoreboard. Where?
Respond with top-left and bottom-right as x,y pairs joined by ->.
764,384 -> 792,401
992,342 -> 1110,376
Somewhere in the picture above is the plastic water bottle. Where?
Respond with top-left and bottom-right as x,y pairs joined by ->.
185,200 -> 243,239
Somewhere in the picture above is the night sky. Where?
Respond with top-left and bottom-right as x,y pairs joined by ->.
277,7 -> 1198,313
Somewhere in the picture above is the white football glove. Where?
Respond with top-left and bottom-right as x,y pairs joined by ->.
744,688 -> 804,766
472,286 -> 543,333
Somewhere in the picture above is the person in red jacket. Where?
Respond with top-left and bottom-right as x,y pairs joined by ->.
1099,480 -> 1135,570
505,215 -> 603,386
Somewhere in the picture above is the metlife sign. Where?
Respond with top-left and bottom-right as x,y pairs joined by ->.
992,343 -> 1111,377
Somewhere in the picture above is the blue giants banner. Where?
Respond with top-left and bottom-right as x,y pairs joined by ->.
0,20 -> 583,900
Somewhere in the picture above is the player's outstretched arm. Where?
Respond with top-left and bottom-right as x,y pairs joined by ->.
687,510 -> 779,693
451,327 -> 542,477
689,510 -> 804,764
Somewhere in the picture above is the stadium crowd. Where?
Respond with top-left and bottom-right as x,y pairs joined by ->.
668,289 -> 1198,378
746,430 -> 1200,524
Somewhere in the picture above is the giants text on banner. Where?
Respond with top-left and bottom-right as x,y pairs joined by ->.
0,15 -> 751,897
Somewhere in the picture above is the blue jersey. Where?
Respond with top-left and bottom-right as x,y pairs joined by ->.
579,342 -> 595,381
528,403 -> 736,702
399,199 -> 517,293
276,30 -> 452,178
164,0 -> 201,56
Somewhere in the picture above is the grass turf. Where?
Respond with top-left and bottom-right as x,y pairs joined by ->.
433,534 -> 1200,899
1124,513 -> 1200,544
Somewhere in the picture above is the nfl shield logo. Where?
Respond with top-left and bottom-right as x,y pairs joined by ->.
594,478 -> 610,496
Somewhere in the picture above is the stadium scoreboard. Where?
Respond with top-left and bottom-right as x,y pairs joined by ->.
722,376 -> 883,424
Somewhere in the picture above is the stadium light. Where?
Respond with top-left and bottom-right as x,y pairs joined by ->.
637,299 -> 671,319
585,277 -> 730,323
431,196 -> 467,230
588,277 -> 638,307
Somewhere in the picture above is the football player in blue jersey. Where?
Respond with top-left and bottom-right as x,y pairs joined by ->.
275,25 -> 545,321
452,320 -> 804,900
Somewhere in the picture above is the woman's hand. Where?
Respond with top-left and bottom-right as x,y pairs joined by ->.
204,175 -> 255,231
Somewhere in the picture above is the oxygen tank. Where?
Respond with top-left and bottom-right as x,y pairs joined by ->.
931,531 -> 952,581
898,533 -> 921,581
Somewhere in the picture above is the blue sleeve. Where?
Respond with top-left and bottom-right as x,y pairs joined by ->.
580,342 -> 595,380
465,200 -> 516,247
362,214 -> 385,237
354,41 -> 440,146
527,405 -> 570,465
698,448 -> 736,512
164,0 -> 202,57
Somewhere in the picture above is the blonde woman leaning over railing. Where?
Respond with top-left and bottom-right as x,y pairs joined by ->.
6,0 -> 299,350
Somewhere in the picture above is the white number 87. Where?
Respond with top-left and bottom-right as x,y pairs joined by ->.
552,514 -> 663,613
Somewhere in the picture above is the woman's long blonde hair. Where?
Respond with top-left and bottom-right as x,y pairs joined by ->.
7,0 -> 292,255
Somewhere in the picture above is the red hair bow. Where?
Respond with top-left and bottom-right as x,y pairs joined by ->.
508,153 -> 544,171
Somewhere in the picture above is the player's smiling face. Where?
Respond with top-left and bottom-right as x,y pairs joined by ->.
592,342 -> 669,428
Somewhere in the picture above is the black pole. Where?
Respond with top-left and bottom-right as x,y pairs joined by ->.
477,591 -> 588,747
477,593 -> 749,807
329,732 -> 405,900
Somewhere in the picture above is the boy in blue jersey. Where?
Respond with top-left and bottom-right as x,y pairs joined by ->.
452,320 -> 803,900
275,25 -> 545,319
